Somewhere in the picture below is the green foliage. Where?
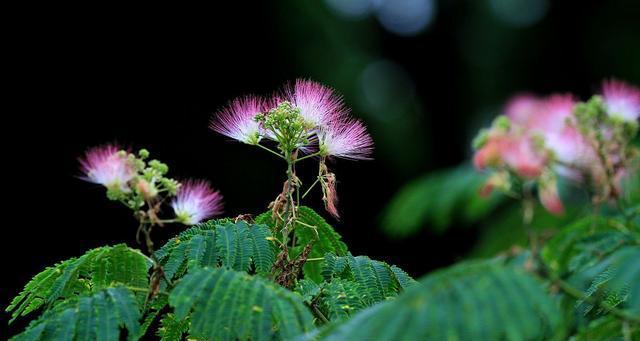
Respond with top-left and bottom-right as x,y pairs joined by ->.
308,260 -> 563,341
156,219 -> 276,283
10,287 -> 142,341
541,213 -> 640,335
296,253 -> 415,323
157,313 -> 190,341
574,315 -> 639,341
381,165 -> 504,237
7,244 -> 151,322
168,267 -> 314,340
322,253 -> 416,303
256,206 -> 348,282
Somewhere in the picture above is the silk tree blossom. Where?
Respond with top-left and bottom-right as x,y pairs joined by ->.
79,144 -> 136,191
474,133 -> 547,179
539,172 -> 564,215
286,79 -> 346,128
601,79 -> 640,122
505,94 -> 594,168
317,118 -> 373,160
171,179 -> 223,225
210,96 -> 265,144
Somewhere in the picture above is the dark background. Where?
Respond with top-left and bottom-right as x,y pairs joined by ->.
4,0 -> 640,334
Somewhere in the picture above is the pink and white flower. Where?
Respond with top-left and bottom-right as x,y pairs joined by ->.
601,79 -> 640,122
317,118 -> 373,160
286,79 -> 346,128
79,144 -> 136,191
210,96 -> 265,144
171,179 -> 223,225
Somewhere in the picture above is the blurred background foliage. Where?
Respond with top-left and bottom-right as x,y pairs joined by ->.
268,0 -> 640,269
5,2 -> 640,323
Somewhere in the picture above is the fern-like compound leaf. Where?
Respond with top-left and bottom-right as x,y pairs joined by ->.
309,260 -> 563,340
10,287 -> 142,341
7,245 -> 151,323
169,267 -> 314,341
157,220 -> 276,283
256,206 -> 349,283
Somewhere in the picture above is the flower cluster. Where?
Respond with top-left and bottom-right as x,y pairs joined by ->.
210,79 -> 373,161
79,145 -> 223,225
473,79 -> 639,214
211,79 -> 373,218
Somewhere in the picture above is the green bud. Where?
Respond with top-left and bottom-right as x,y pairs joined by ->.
149,160 -> 169,175
472,129 -> 489,150
492,116 -> 510,132
138,148 -> 150,159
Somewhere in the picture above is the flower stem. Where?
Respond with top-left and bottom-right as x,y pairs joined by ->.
255,143 -> 285,159
302,177 -> 320,199
294,151 -> 322,163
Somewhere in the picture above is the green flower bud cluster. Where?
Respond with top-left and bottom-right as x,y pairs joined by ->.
256,101 -> 312,155
118,148 -> 181,211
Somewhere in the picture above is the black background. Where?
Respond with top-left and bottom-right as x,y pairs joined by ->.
3,1 -> 640,335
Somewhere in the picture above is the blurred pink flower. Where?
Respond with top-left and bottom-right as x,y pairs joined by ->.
210,96 -> 264,144
505,94 -> 542,127
500,136 -> 547,179
171,179 -> 223,225
539,178 -> 564,215
286,79 -> 346,127
318,118 -> 373,160
601,79 -> 640,122
79,144 -> 135,191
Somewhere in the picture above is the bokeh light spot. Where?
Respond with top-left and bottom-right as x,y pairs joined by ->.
374,0 -> 436,36
489,0 -> 549,27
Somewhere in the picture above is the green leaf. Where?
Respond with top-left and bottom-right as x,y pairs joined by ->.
10,287 -> 142,341
7,245 -> 151,323
311,260 -> 563,340
157,313 -> 189,341
169,267 -> 314,341
157,220 -> 276,282
381,165 -> 504,237
257,206 -> 348,283
574,315 -> 639,341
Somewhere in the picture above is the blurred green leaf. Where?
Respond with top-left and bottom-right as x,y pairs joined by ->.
380,165 -> 504,238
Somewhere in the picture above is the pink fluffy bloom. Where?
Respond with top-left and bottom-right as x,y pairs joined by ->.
317,119 -> 373,160
286,79 -> 346,127
473,133 -> 546,179
79,144 -> 136,190
210,96 -> 264,144
171,179 -> 223,225
601,79 -> 640,122
505,94 -> 542,127
500,136 -> 547,179
539,179 -> 564,215
504,94 -> 593,168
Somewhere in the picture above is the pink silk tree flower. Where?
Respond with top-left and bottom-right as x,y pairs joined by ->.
79,144 -> 136,191
473,135 -> 504,170
528,94 -> 576,134
171,179 -> 223,225
474,132 -> 546,179
538,177 -> 565,215
210,96 -> 265,144
500,136 -> 547,179
317,118 -> 373,160
286,79 -> 346,128
601,79 -> 640,122
505,94 -> 543,127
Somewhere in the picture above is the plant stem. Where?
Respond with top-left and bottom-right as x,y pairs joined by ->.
302,177 -> 320,199
294,151 -> 321,163
255,143 -> 286,159
522,185 -> 538,261
311,304 -> 330,324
